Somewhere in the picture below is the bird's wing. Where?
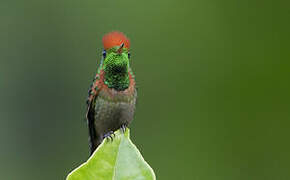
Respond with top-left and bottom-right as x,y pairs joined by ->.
86,74 -> 101,155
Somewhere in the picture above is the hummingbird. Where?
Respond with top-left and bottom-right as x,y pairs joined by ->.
86,31 -> 137,155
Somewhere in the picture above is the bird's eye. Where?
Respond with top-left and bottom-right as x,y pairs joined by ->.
102,50 -> 106,58
128,52 -> 131,59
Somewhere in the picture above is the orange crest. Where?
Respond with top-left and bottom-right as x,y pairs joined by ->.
102,31 -> 130,50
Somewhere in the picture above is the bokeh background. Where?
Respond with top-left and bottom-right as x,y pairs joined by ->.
1,0 -> 290,179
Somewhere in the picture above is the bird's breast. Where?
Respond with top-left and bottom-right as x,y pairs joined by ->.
94,89 -> 137,134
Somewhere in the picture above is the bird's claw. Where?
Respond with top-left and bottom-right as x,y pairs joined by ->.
120,124 -> 127,133
104,131 -> 115,142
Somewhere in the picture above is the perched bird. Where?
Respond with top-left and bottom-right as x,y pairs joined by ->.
86,31 -> 137,155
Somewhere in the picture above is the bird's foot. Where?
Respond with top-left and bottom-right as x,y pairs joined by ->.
120,124 -> 127,133
104,131 -> 115,142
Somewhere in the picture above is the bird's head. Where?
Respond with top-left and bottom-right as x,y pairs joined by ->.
101,31 -> 131,90
101,31 -> 131,76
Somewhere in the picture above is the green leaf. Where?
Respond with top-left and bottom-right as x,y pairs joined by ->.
66,129 -> 156,180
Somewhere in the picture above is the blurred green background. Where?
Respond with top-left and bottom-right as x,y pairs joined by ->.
1,0 -> 290,179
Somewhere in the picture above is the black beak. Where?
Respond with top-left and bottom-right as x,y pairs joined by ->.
117,43 -> 124,54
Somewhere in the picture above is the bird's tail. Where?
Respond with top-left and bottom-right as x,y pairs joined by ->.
89,134 -> 103,156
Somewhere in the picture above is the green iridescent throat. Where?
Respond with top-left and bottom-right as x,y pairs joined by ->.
102,48 -> 130,91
